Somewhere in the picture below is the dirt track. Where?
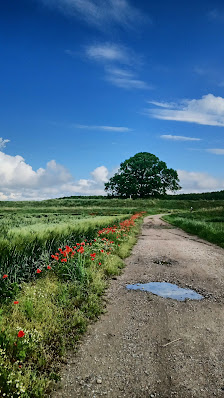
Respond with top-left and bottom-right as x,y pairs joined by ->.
52,215 -> 224,398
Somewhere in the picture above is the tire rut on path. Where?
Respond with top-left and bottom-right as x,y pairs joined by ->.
52,215 -> 224,398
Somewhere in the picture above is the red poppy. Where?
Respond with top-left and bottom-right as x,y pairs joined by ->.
17,330 -> 25,338
51,255 -> 59,260
2,274 -> 8,279
47,265 -> 51,270
101,250 -> 104,253
99,262 -> 101,265
14,301 -> 19,305
61,258 -> 67,262
36,269 -> 41,274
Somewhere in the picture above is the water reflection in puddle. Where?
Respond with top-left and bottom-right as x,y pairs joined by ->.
126,282 -> 204,301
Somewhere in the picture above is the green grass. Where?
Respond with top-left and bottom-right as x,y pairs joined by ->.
0,213 -> 144,398
1,196 -> 224,397
0,215 -> 129,293
163,207 -> 224,248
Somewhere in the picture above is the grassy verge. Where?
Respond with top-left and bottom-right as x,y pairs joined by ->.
0,213 -> 145,398
163,208 -> 224,248
0,215 -> 130,302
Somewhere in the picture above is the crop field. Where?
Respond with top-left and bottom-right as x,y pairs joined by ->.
0,197 -> 224,397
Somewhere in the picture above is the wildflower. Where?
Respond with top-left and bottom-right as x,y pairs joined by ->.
36,269 -> 41,274
101,250 -> 104,253
51,255 -> 59,260
61,258 -> 67,262
14,301 -> 19,305
65,245 -> 73,253
99,262 -> 101,265
47,265 -> 51,270
2,274 -> 8,279
17,330 -> 25,338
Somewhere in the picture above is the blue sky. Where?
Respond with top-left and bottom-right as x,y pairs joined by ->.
1,0 -> 224,199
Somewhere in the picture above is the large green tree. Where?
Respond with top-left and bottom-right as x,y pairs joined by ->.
105,152 -> 181,198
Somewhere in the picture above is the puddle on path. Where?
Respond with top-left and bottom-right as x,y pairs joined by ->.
126,282 -> 204,301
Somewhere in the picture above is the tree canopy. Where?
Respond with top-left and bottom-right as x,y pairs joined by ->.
105,152 -> 181,198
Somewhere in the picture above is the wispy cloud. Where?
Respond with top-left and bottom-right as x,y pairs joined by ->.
40,0 -> 148,30
148,101 -> 175,109
105,66 -> 151,90
206,148 -> 224,155
160,135 -> 201,142
0,138 -> 10,149
146,94 -> 224,126
83,43 -> 151,90
86,43 -> 130,64
107,74 -> 151,90
207,8 -> 224,22
75,124 -> 132,132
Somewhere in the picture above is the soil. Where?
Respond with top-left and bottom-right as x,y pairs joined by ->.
52,215 -> 224,398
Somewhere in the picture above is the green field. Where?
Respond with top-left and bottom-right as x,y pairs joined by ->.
0,197 -> 224,397
0,197 -> 224,288
163,207 -> 224,248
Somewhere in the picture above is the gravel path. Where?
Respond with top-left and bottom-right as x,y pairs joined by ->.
52,215 -> 224,398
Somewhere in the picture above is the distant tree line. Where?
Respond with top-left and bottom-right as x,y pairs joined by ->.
61,191 -> 224,201
166,190 -> 224,201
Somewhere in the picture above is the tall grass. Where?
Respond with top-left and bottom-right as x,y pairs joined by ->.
0,215 -> 128,294
163,208 -> 224,248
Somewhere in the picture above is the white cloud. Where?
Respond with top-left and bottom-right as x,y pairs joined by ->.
105,66 -> 151,90
178,170 -> 224,193
148,101 -> 175,109
0,151 -> 111,200
86,43 -> 130,63
160,135 -> 201,142
146,94 -> 224,126
107,75 -> 151,90
84,43 -> 150,90
206,148 -> 224,155
40,0 -> 147,29
0,138 -> 10,149
106,67 -> 135,78
75,124 -> 132,132
91,166 -> 109,183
